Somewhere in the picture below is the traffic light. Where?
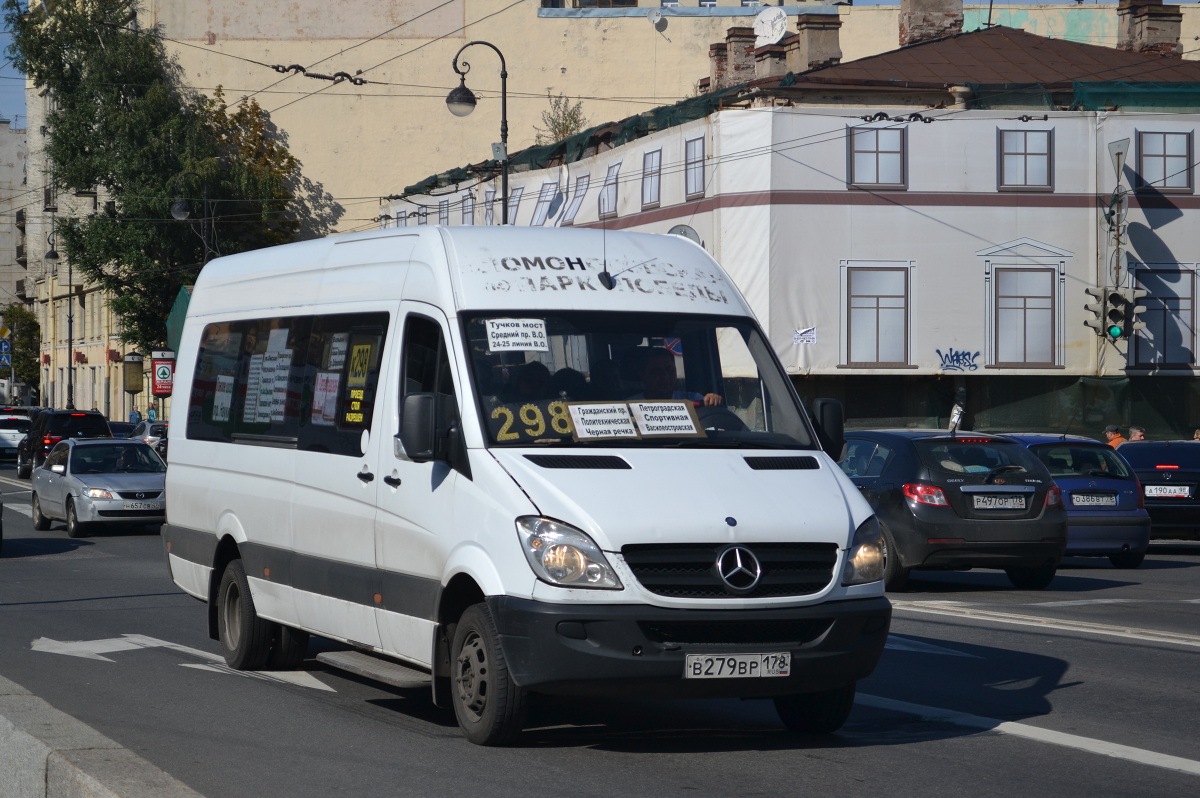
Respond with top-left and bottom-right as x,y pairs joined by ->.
1118,287 -> 1148,339
1083,287 -> 1108,337
1105,289 -> 1128,340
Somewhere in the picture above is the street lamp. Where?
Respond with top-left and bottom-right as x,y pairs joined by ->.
169,171 -> 211,263
447,41 -> 509,225
44,227 -> 75,409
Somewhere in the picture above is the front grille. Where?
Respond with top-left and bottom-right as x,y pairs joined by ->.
621,542 -> 838,599
116,490 -> 162,499
639,618 -> 831,647
524,455 -> 630,469
744,456 -> 819,470
98,509 -> 163,518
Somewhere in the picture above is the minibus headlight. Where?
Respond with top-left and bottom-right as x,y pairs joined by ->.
516,517 -> 622,590
842,516 -> 884,586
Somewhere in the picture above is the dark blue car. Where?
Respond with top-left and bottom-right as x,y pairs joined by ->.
1004,434 -> 1150,568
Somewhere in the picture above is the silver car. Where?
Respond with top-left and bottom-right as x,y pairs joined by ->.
0,414 -> 31,460
31,439 -> 166,538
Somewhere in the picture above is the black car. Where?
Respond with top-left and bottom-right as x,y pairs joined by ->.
1115,440 -> 1200,540
840,430 -> 1067,590
16,410 -> 113,478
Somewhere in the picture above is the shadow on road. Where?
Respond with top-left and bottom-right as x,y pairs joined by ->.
0,535 -> 94,559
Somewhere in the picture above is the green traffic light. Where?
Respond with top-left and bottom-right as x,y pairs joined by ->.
1107,324 -> 1123,339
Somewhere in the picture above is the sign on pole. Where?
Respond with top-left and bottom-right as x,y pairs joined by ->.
151,350 -> 175,397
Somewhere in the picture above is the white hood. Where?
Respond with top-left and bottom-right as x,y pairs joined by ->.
489,448 -> 865,551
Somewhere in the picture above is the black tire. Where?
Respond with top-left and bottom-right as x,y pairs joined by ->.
267,625 -> 311,670
880,523 -> 910,592
16,451 -> 30,479
1005,564 -> 1057,590
1109,550 -> 1146,569
774,683 -> 857,735
217,559 -> 272,670
31,493 -> 51,531
65,500 -> 87,538
451,603 -> 527,746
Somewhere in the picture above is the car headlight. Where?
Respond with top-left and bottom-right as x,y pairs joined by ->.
516,517 -> 622,590
842,516 -> 884,586
83,487 -> 113,499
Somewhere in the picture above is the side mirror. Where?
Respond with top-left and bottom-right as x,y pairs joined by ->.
399,393 -> 437,462
812,398 -> 845,460
51,464 -> 65,474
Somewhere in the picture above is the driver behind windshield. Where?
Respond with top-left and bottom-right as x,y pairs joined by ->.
629,348 -> 723,407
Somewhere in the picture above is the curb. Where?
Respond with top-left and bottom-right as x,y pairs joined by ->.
0,675 -> 203,798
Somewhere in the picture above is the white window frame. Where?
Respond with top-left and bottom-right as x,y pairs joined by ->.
848,125 -> 907,189
998,129 -> 1053,191
642,149 -> 662,209
530,180 -> 559,226
462,193 -> 475,226
438,199 -> 449,226
993,268 -> 1057,367
1137,130 -> 1193,193
416,207 -> 428,225
685,136 -> 705,199
599,162 -> 621,218
976,239 -> 1070,368
1133,264 -> 1196,368
485,189 -> 496,225
505,186 -> 524,225
562,174 -> 590,226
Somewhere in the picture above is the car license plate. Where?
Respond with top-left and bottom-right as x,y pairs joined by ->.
685,653 -> 790,679
973,495 -> 1026,510
1144,484 -> 1191,498
1072,493 -> 1117,507
122,501 -> 163,511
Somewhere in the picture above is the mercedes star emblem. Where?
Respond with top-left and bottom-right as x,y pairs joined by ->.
715,546 -> 762,593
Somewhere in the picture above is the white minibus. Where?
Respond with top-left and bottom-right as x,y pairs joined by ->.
164,226 -> 890,744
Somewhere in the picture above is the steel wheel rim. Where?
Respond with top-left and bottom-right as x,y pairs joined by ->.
221,580 -> 242,644
455,630 -> 489,721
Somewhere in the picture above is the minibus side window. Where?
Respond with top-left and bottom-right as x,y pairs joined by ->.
401,315 -> 459,429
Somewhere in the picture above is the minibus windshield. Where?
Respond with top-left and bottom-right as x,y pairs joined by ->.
463,311 -> 815,449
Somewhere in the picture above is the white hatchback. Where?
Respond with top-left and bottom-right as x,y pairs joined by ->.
0,414 -> 30,460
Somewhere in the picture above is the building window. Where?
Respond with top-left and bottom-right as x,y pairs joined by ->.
847,267 -> 908,366
995,268 -> 1055,366
599,162 -> 621,218
1133,269 -> 1194,367
531,180 -> 558,226
485,189 -> 495,225
395,211 -> 407,227
506,186 -> 524,225
685,136 -> 705,199
416,207 -> 428,225
1137,131 -> 1192,192
849,126 -> 906,188
642,149 -> 662,209
999,129 -> 1052,190
562,174 -> 589,226
462,194 -> 474,226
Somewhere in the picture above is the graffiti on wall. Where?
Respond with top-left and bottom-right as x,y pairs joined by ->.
936,347 -> 980,372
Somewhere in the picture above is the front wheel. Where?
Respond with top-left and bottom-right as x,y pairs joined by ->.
65,500 -> 87,538
16,451 -> 30,479
774,683 -> 857,735
31,494 -> 51,531
1005,564 -> 1057,590
451,603 -> 527,746
217,559 -> 272,670
880,523 -> 910,592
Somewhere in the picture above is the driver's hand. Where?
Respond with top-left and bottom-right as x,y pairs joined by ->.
702,393 -> 723,406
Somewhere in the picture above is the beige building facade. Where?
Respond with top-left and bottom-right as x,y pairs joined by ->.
16,2 -> 1200,417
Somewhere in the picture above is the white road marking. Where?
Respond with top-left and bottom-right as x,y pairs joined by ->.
31,634 -> 335,691
5,500 -> 31,518
857,694 -> 1200,777
884,635 -> 981,658
891,600 -> 1200,648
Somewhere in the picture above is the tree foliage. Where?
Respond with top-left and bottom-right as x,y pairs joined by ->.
4,0 -> 338,352
534,91 -> 589,146
0,303 -> 41,392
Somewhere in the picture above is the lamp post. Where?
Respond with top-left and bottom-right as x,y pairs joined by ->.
169,171 -> 211,263
447,41 -> 509,225
44,228 -> 75,409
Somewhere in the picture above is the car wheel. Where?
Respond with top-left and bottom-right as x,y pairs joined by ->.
1108,551 -> 1146,569
16,451 -> 30,479
217,559 -> 273,670
31,494 -> 51,531
451,603 -> 527,746
1005,565 -> 1057,590
774,682 -> 857,735
880,523 -> 910,592
65,500 -> 87,538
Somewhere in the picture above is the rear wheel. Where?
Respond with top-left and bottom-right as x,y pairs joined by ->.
1108,550 -> 1146,569
217,559 -> 272,670
774,683 -> 857,735
65,500 -> 87,538
16,450 -> 30,479
31,494 -> 51,531
880,524 -> 909,591
451,603 -> 527,746
1005,564 -> 1057,589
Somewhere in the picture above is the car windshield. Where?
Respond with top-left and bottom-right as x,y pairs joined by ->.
1118,443 -> 1200,470
48,414 -> 110,436
0,418 -> 29,432
1029,443 -> 1132,479
914,437 -> 1045,477
70,445 -> 166,475
463,311 -> 814,449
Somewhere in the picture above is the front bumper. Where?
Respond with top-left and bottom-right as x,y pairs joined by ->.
76,496 -> 165,525
488,595 -> 892,699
